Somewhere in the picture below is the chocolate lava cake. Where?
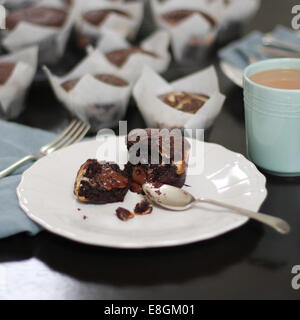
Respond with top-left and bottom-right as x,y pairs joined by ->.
158,91 -> 209,114
74,129 -> 190,203
74,160 -> 129,204
61,74 -> 129,92
125,128 -> 190,194
6,6 -> 68,30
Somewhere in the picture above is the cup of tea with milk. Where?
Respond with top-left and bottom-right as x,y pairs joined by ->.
243,58 -> 300,176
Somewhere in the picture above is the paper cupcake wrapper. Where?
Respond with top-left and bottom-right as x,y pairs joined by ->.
133,65 -> 225,130
94,29 -> 171,82
75,0 -> 144,41
218,0 -> 261,24
2,0 -> 77,65
0,46 -> 38,119
44,49 -> 132,132
150,0 -> 224,61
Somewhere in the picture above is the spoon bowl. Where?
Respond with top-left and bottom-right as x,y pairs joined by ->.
143,183 -> 195,210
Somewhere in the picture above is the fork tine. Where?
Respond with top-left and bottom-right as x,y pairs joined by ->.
40,119 -> 79,153
47,122 -> 90,153
45,121 -> 87,154
61,123 -> 90,148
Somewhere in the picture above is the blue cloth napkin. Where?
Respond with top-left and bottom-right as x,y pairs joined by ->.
0,120 -> 57,239
218,25 -> 300,69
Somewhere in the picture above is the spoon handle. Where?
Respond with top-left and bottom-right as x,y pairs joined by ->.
197,198 -> 290,234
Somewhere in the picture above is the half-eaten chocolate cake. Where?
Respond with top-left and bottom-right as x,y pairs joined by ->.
158,91 -> 209,114
125,128 -> 190,194
74,160 -> 129,204
74,129 -> 190,204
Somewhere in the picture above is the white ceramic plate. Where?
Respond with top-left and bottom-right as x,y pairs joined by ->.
220,60 -> 244,88
17,136 -> 267,248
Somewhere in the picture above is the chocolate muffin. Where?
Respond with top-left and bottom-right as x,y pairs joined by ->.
106,47 -> 158,67
158,91 -> 209,114
6,6 -> 68,30
161,9 -> 216,28
82,9 -> 131,26
74,160 -> 129,204
61,74 -> 129,92
0,62 -> 16,85
125,128 -> 190,194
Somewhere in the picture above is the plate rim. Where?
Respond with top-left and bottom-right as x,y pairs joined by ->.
219,60 -> 244,88
16,138 -> 268,249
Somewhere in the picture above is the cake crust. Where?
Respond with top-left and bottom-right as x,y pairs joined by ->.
125,128 -> 190,194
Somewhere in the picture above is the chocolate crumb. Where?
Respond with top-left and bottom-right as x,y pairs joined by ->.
77,208 -> 81,211
134,199 -> 153,215
83,215 -> 87,220
116,207 -> 134,221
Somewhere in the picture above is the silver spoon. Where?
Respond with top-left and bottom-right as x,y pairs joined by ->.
142,183 -> 290,235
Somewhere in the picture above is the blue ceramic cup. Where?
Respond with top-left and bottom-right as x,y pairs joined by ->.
243,58 -> 300,176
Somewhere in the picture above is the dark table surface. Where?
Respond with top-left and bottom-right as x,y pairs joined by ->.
1,0 -> 300,300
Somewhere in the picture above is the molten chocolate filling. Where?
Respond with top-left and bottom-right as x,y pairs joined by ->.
86,163 -> 128,191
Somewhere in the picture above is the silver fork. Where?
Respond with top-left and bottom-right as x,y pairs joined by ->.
0,119 -> 90,179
